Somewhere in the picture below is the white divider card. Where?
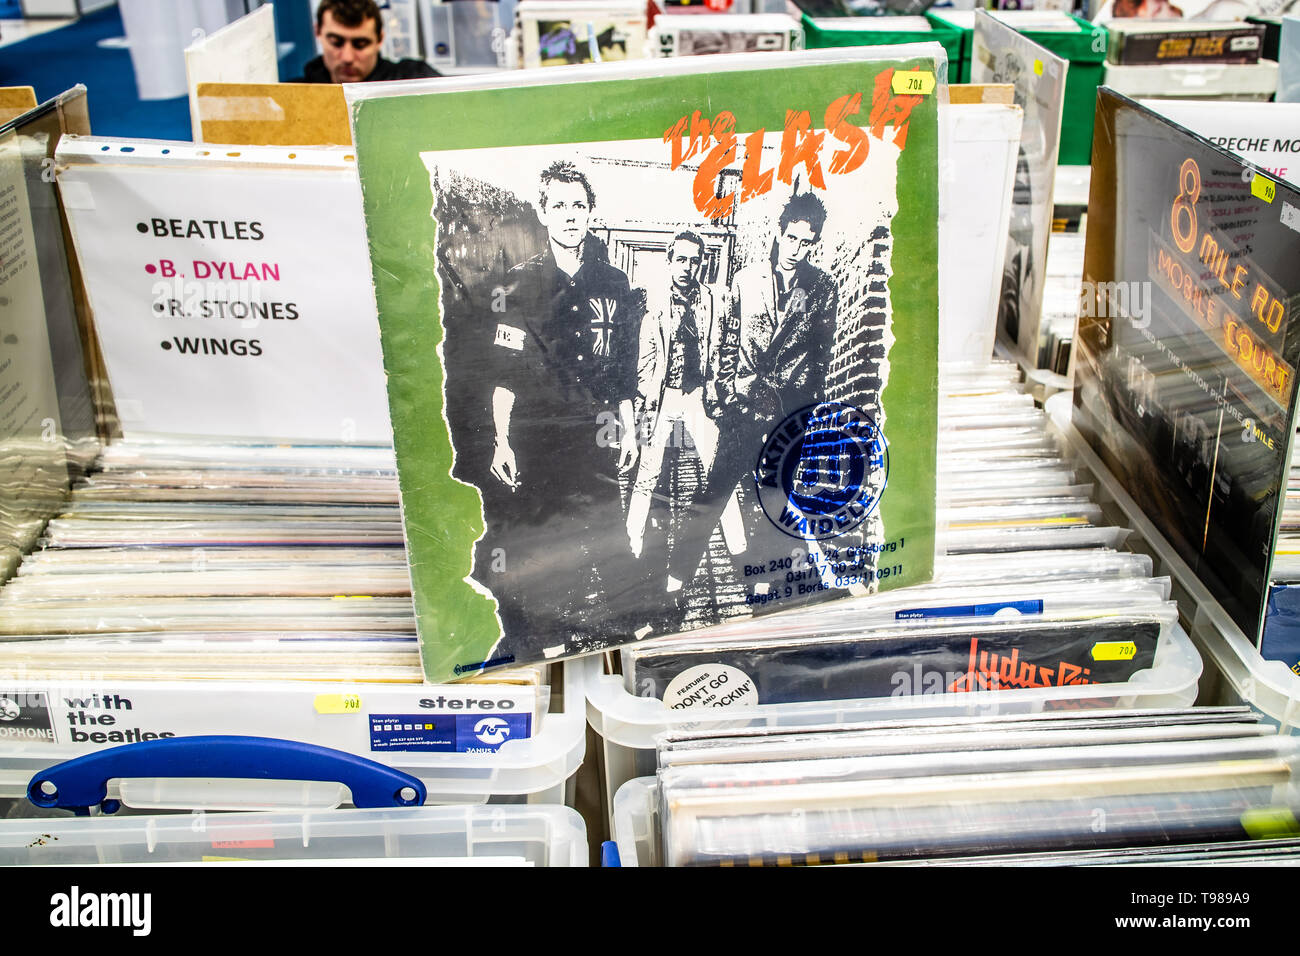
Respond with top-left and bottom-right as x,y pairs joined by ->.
939,101 -> 1023,364
185,5 -> 280,145
54,138 -> 392,444
972,10 -> 1067,372
1147,100 -> 1300,189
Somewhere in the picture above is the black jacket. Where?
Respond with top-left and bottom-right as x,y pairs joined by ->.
713,241 -> 838,425
291,54 -> 440,83
496,234 -> 639,417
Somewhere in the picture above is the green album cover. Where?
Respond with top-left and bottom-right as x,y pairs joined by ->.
349,49 -> 941,683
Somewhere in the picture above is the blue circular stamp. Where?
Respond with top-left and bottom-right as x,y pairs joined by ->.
753,402 -> 888,541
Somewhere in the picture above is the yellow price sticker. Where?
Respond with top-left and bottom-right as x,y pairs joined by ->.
331,594 -> 374,600
1241,807 -> 1300,839
890,70 -> 936,96
314,693 -> 362,715
1033,59 -> 1044,76
1251,172 -> 1276,203
202,855 -> 252,863
1091,641 -> 1137,661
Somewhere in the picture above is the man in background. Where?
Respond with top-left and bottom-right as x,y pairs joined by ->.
294,0 -> 438,83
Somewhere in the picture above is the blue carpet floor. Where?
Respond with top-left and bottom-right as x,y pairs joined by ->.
0,5 -> 191,141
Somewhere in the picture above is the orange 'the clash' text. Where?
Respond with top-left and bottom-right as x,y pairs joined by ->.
663,68 -> 926,218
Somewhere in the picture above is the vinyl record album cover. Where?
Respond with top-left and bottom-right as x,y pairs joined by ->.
1074,89 -> 1300,644
627,615 -> 1165,705
516,2 -> 649,68
971,11 -> 1067,368
349,50 -> 941,682
651,14 -> 804,57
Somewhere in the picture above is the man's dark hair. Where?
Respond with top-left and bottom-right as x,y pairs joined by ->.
778,192 -> 828,240
667,230 -> 706,260
539,161 -> 595,210
317,0 -> 384,36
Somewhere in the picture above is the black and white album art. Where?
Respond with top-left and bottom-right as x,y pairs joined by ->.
420,131 -> 902,659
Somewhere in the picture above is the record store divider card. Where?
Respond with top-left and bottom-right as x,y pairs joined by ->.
53,139 -> 393,445
348,48 -> 942,683
1075,89 -> 1300,645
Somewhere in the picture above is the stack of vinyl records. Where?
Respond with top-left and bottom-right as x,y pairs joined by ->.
0,441 -> 531,687
651,706 -> 1300,866
1105,19 -> 1267,67
1038,222 -> 1086,376
1101,18 -> 1278,101
0,358 -> 1171,698
649,14 -> 804,57
617,359 -> 1180,707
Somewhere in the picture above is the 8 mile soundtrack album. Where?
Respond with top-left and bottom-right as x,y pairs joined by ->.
348,49 -> 940,683
1075,89 -> 1300,646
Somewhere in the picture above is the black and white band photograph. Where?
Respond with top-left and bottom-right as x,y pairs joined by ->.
421,130 -> 900,660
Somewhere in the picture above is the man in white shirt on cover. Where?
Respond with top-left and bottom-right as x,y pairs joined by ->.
626,231 -> 744,563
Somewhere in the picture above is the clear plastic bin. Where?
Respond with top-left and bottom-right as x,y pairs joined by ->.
611,776 -> 656,868
616,730 -> 1300,866
583,611 -> 1202,828
0,661 -> 585,810
1056,418 -> 1300,736
1102,59 -> 1279,100
1,804 -> 588,866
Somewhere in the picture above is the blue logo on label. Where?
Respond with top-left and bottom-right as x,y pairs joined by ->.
369,713 -> 531,753
895,599 -> 1044,620
754,403 -> 888,541
472,717 -> 512,746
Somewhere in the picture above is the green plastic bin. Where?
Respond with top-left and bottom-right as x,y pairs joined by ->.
801,12 -> 965,84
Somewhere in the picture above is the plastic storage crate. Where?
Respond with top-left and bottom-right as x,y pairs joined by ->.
800,13 -> 964,83
1,804 -> 588,866
1050,404 -> 1300,738
1102,59 -> 1279,101
611,776 -> 657,867
0,661 -> 585,810
583,615 -> 1202,828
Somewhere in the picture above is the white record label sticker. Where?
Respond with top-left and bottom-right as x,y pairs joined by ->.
494,324 -> 525,351
663,664 -> 759,710
1281,202 -> 1300,235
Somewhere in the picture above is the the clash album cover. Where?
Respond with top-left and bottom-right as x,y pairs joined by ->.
1074,89 -> 1300,645
349,49 -> 940,682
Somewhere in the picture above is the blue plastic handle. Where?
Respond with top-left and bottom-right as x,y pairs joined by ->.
27,735 -> 427,814
601,840 -> 622,867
